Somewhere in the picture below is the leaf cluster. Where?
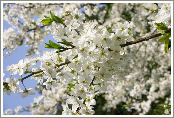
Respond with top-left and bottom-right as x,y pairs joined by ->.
41,11 -> 65,25
155,22 -> 171,53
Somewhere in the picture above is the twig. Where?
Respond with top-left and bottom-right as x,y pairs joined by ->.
21,70 -> 43,81
18,20 -> 23,25
27,25 -> 48,32
89,76 -> 95,86
120,28 -> 171,47
120,33 -> 161,47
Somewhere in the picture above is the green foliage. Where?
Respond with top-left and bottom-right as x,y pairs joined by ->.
38,12 -> 42,14
4,9 -> 9,13
44,15 -> 50,18
146,92 -> 171,115
106,27 -> 115,34
41,11 -> 65,25
31,21 -> 36,25
122,8 -> 132,22
41,18 -> 53,25
58,40 -> 73,47
50,11 -> 65,24
45,40 -> 61,49
158,34 -> 170,42
144,7 -> 158,13
155,22 -> 168,31
3,82 -> 11,92
19,40 -> 23,46
67,80 -> 78,94
165,37 -> 169,53
155,22 -> 171,53
72,54 -> 78,60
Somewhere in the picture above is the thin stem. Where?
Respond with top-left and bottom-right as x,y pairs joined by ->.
120,28 -> 171,47
21,70 -> 43,81
18,20 -> 23,25
27,25 -> 48,32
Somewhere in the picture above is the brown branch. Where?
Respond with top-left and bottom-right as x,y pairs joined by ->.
21,70 -> 43,81
27,25 -> 48,32
120,28 -> 171,47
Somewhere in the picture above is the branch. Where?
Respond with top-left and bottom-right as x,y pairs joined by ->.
21,61 -> 71,81
27,24 -> 48,32
18,20 -> 23,25
120,28 -> 171,47
21,70 -> 43,81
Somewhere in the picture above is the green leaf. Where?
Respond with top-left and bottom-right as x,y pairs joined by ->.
65,11 -> 71,15
4,9 -> 9,12
19,40 -> 23,45
158,34 -> 170,42
44,15 -> 49,18
41,18 -> 53,25
151,9 -> 158,13
45,43 -> 53,49
3,83 -> 11,91
72,54 -> 78,60
58,40 -> 72,47
106,27 -> 115,34
67,80 -> 78,94
50,11 -> 55,21
145,7 -> 150,11
49,40 -> 61,49
155,22 -> 168,31
24,69 -> 29,74
31,21 -> 36,25
64,33 -> 67,36
74,14 -> 79,20
54,16 -> 65,24
38,12 -> 42,14
165,38 -> 169,53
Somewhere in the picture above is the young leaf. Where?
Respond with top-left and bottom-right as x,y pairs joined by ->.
38,12 -> 42,14
31,21 -> 36,25
158,34 -> 170,42
19,40 -> 23,45
54,16 -> 65,24
41,18 -> 53,25
155,22 -> 168,31
50,11 -> 55,21
49,40 -> 61,49
44,15 -> 49,18
72,54 -> 78,59
151,9 -> 158,13
58,40 -> 72,47
106,27 -> 115,34
45,43 -> 53,49
165,38 -> 169,53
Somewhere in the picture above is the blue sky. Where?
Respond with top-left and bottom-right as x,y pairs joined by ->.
2,4 -> 56,114
2,4 -> 82,115
2,3 -> 106,115
3,20 -> 54,115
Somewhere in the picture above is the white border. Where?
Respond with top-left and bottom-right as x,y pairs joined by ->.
1,1 -> 173,117
1,1 -> 173,3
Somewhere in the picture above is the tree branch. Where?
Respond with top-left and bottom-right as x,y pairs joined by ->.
21,70 -> 43,81
120,28 -> 171,47
27,25 -> 48,32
